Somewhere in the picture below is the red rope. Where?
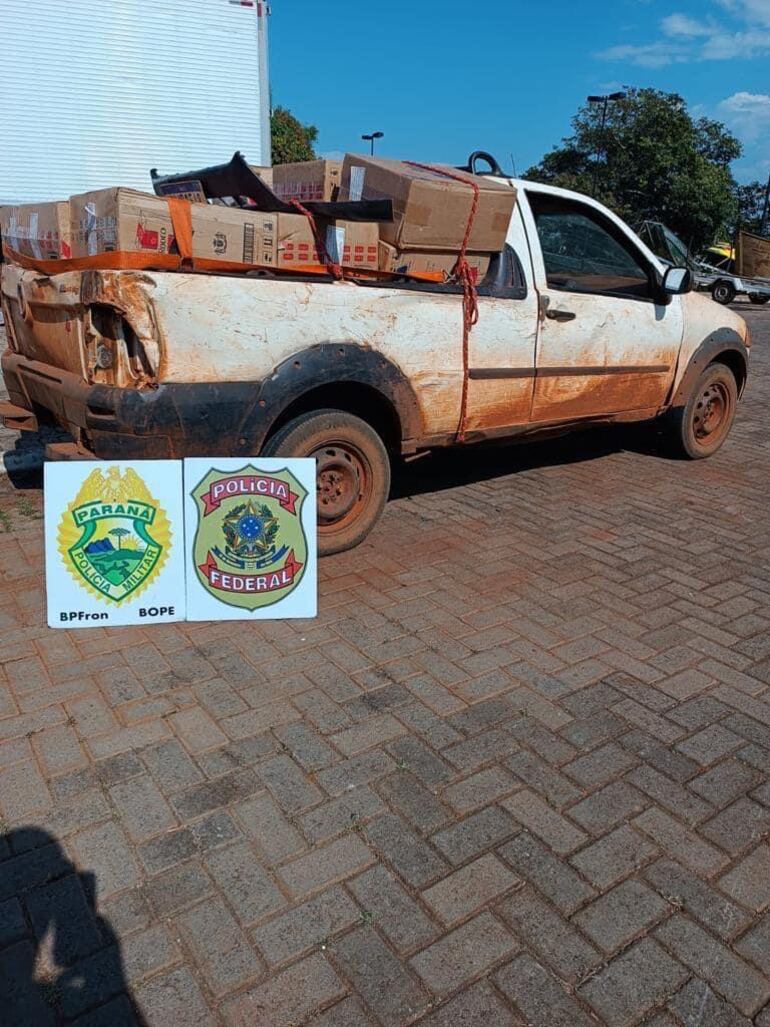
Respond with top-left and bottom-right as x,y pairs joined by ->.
405,161 -> 480,443
289,199 -> 343,280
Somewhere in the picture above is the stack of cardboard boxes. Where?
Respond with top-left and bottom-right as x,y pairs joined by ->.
1,155 -> 515,280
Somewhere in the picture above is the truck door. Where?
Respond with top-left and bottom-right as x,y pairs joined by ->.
463,203 -> 539,435
522,190 -> 683,422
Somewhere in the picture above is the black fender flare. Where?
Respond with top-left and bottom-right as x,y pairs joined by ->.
670,329 -> 749,407
240,343 -> 424,451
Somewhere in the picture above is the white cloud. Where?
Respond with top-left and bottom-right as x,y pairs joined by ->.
598,0 -> 770,64
718,91 -> 770,141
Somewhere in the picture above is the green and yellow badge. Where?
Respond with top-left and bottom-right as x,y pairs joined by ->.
191,464 -> 308,611
57,466 -> 171,604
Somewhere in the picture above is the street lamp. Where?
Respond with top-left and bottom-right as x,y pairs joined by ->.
361,131 -> 384,156
587,92 -> 626,197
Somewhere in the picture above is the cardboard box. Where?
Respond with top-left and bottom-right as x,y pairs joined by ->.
249,165 -> 274,188
272,160 -> 342,203
277,214 -> 378,270
70,188 -> 177,257
378,241 -> 490,282
0,201 -> 72,259
340,155 -> 515,252
70,188 -> 279,265
69,188 -> 378,270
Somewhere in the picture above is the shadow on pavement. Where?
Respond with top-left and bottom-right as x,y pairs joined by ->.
391,420 -> 664,500
0,826 -> 146,1026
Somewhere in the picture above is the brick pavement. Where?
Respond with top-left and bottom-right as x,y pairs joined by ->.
0,305 -> 769,1026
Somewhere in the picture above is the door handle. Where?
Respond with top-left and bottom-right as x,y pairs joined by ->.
545,307 -> 577,322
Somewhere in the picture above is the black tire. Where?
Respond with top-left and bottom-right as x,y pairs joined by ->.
748,293 -> 770,305
711,280 -> 736,305
662,361 -> 738,460
262,409 -> 391,556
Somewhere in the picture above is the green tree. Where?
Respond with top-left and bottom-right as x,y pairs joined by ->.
524,88 -> 742,252
270,106 -> 318,165
108,527 -> 130,550
733,180 -> 769,235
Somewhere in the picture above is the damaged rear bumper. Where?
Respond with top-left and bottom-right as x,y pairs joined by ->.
1,351 -> 264,460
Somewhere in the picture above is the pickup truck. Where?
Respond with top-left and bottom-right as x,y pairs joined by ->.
1,168 -> 751,555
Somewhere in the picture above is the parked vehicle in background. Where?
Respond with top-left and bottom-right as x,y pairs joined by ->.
1,166 -> 751,555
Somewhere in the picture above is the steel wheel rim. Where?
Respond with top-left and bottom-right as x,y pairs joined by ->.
313,442 -> 371,531
693,381 -> 731,443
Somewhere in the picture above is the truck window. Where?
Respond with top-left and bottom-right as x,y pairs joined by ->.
528,194 -> 652,300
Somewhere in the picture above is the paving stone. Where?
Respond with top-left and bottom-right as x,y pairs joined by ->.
71,821 -> 141,896
365,813 -> 448,889
26,874 -> 102,964
633,807 -> 729,876
299,786 -> 385,843
626,763 -> 712,825
568,780 -> 647,834
563,742 -> 637,788
718,844 -> 770,910
234,792 -> 306,863
176,895 -> 262,996
189,810 -> 241,852
502,790 -> 587,854
274,721 -> 337,771
734,912 -> 770,973
431,805 -> 519,866
135,965 -> 215,1027
70,994 -> 138,1027
140,739 -> 203,793
170,769 -> 260,820
421,852 -> 518,925
0,940 -> 56,1026
278,833 -> 373,897
333,927 -> 429,1027
570,824 -> 659,889
441,765 -> 518,814
667,978 -> 752,1027
377,772 -> 450,834
137,827 -> 196,874
144,860 -> 213,917
415,981 -> 521,1027
0,897 -> 26,949
57,943 -> 128,1020
387,735 -> 454,789
99,889 -> 151,937
347,865 -> 438,953
573,878 -> 669,953
0,759 -> 52,819
656,914 -> 770,1016
675,723 -> 744,765
252,886 -> 359,966
578,936 -> 688,1027
497,886 -> 601,982
204,841 -> 285,923
109,775 -> 177,842
317,750 -> 397,796
700,797 -> 770,855
499,831 -> 596,914
495,953 -> 594,1027
304,997 -> 376,1027
409,912 -> 517,996
507,749 -> 582,808
643,858 -> 752,939
331,713 -> 406,756
169,706 -> 228,753
122,924 -> 181,984
620,729 -> 698,783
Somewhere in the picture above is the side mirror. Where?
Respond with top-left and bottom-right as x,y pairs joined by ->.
663,266 -> 693,295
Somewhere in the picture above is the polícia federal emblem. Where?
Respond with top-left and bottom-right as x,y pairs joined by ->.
57,466 -> 171,603
191,464 -> 308,610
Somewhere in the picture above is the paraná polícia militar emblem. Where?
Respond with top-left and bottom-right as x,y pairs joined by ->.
191,465 -> 308,610
57,466 -> 171,603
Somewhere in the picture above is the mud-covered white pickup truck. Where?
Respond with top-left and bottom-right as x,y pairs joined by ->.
1,169 -> 751,555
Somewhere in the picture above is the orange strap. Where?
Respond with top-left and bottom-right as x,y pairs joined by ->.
167,197 -> 194,265
405,161 -> 480,443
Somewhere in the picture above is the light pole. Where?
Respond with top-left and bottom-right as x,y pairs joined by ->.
361,131 -> 384,156
587,92 -> 626,198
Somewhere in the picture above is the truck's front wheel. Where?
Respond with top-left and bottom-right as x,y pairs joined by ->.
662,361 -> 738,460
262,409 -> 391,556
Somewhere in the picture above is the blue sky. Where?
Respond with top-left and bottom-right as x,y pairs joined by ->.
269,0 -> 770,184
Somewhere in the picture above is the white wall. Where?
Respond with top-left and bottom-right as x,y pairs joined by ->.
0,0 -> 270,204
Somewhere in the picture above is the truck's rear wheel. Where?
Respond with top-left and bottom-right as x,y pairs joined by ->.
662,361 -> 737,460
262,409 -> 391,556
711,280 -> 736,305
748,293 -> 770,305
